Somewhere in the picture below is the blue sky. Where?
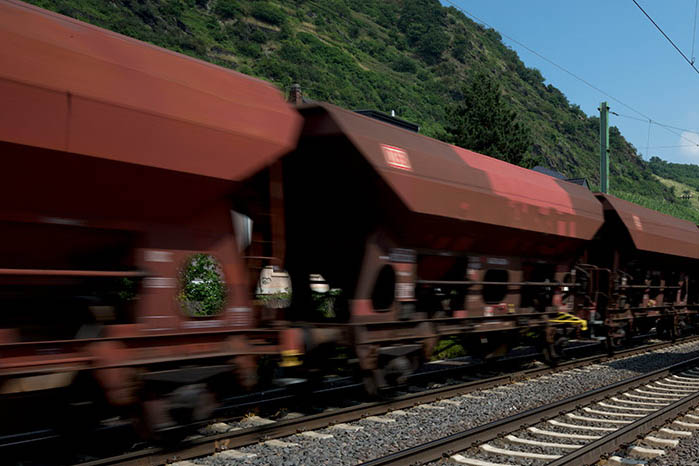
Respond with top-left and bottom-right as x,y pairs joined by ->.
443,1 -> 699,165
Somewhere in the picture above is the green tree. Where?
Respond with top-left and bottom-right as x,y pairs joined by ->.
445,72 -> 533,167
213,0 -> 240,20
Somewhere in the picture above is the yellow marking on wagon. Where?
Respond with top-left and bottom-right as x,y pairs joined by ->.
549,312 -> 588,331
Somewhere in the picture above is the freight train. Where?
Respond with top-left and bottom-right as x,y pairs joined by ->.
1,0 -> 697,438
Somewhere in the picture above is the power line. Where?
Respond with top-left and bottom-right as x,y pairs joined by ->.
613,112 -> 699,135
692,0 -> 698,63
613,112 -> 699,148
631,0 -> 699,74
658,125 -> 699,148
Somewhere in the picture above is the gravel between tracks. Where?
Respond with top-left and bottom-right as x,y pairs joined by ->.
191,341 -> 699,466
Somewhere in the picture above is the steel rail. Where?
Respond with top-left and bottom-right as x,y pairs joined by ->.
360,353 -> 699,466
72,337 -> 699,466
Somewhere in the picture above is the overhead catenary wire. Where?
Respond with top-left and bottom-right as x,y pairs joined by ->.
631,0 -> 699,74
692,0 -> 698,63
613,112 -> 699,135
646,144 -> 699,149
612,112 -> 699,149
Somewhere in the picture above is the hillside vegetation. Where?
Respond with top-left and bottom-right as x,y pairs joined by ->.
28,0 -> 699,222
648,157 -> 699,193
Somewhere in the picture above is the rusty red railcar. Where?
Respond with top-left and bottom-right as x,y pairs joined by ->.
584,194 -> 699,348
0,0 -> 300,435
274,103 -> 605,390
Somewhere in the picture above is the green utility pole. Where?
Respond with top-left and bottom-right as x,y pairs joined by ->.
599,101 -> 610,193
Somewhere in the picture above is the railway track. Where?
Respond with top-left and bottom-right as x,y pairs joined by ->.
57,337 -> 699,466
362,354 -> 699,466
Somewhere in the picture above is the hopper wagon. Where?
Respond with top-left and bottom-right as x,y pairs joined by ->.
0,0 -> 300,436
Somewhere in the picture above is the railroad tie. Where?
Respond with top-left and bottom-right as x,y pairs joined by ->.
623,392 -> 676,402
583,407 -> 645,418
200,421 -> 234,434
363,416 -> 396,423
646,383 -> 693,392
527,426 -> 601,440
565,413 -> 633,424
438,399 -> 463,406
610,396 -> 668,406
301,431 -> 334,439
669,375 -> 699,384
642,435 -> 678,448
674,419 -> 699,429
240,415 -> 276,427
213,450 -> 258,459
633,388 -> 682,398
598,401 -> 656,412
654,380 -> 696,391
480,443 -> 561,460
548,419 -> 617,432
627,445 -> 666,458
387,409 -> 408,416
450,455 -> 514,466
415,403 -> 446,410
505,434 -> 582,450
657,427 -> 692,437
607,456 -> 648,466
263,439 -> 300,447
330,423 -> 363,431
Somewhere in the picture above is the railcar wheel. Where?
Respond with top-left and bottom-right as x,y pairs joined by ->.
360,353 -> 420,397
540,327 -> 568,367
604,327 -> 626,355
138,383 -> 217,442
361,369 -> 383,398
656,315 -> 677,342
542,343 -> 560,366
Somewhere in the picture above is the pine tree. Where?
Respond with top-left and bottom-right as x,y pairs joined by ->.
446,72 -> 535,167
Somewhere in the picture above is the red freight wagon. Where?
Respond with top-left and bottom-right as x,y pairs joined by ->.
0,0 -> 300,435
277,103 -> 605,391
585,194 -> 699,347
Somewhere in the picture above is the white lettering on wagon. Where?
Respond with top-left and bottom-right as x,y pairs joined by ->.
395,283 -> 415,299
632,214 -> 643,230
381,144 -> 412,171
